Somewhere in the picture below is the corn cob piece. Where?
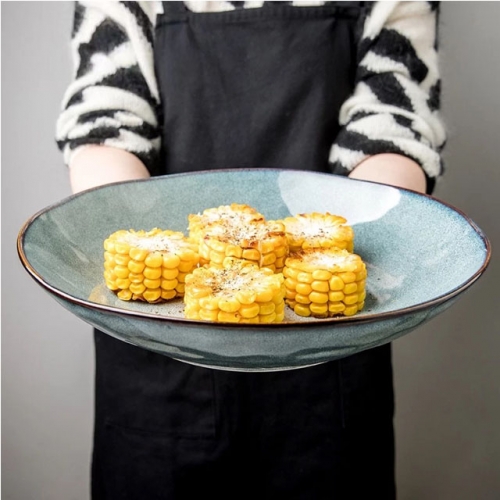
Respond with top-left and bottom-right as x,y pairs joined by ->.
188,203 -> 265,246
184,260 -> 286,323
277,212 -> 354,253
103,228 -> 199,303
198,218 -> 288,273
283,248 -> 366,318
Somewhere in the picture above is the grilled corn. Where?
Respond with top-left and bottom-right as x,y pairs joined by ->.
278,212 -> 354,252
184,259 -> 286,323
188,203 -> 264,245
283,248 -> 366,317
104,228 -> 199,303
198,218 -> 288,273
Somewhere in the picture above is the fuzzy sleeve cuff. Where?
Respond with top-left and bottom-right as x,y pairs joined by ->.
329,1 -> 446,193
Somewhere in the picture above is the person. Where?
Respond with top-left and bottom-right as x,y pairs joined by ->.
56,2 -> 446,499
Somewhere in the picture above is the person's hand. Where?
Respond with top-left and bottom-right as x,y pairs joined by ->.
69,145 -> 150,194
348,153 -> 427,194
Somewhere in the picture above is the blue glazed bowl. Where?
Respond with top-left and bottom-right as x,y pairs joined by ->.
18,169 -> 491,371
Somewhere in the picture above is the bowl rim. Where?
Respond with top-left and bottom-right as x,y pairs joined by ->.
17,168 -> 492,329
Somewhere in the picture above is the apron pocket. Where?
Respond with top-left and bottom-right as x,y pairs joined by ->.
94,330 -> 217,439
95,421 -> 221,500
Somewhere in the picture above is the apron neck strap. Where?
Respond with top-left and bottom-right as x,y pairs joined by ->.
162,1 -> 188,23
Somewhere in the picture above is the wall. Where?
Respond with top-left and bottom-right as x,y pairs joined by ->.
393,3 -> 500,498
2,2 -> 499,499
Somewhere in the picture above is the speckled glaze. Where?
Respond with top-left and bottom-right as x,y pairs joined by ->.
18,169 -> 491,371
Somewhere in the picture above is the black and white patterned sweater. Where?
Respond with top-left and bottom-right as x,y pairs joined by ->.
56,1 -> 446,191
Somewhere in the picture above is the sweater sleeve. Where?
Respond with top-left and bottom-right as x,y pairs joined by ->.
329,1 -> 446,193
55,1 -> 162,175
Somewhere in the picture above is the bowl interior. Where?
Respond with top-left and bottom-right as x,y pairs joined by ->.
20,169 -> 489,323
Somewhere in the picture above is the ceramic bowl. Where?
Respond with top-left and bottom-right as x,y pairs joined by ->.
18,169 -> 490,371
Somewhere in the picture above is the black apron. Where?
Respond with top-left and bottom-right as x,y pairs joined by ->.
92,3 -> 395,499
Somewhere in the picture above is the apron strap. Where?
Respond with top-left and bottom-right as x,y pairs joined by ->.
161,1 -> 188,23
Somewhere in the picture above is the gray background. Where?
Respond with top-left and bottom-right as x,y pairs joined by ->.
2,2 -> 499,499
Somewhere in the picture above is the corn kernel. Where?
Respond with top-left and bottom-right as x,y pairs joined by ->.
199,309 -> 219,321
356,269 -> 367,281
128,260 -> 145,274
236,289 -> 257,304
163,254 -> 181,269
161,279 -> 178,291
187,285 -> 211,299
129,283 -> 146,295
312,269 -> 332,281
344,304 -> 358,316
310,303 -> 328,315
144,267 -> 162,280
161,289 -> 177,300
129,247 -> 149,261
259,302 -> 275,315
115,254 -> 130,267
259,312 -> 277,323
240,316 -> 260,324
105,280 -> 118,291
209,250 -> 225,265
275,311 -> 285,322
284,277 -> 298,293
143,278 -> 161,289
207,239 -> 226,253
199,296 -> 220,310
329,303 -> 346,314
329,276 -> 344,291
309,291 -> 329,304
129,272 -> 144,283
184,304 -> 200,319
242,248 -> 260,261
162,268 -> 179,280
343,293 -> 359,305
261,252 -> 277,266
275,257 -> 285,269
328,291 -> 345,302
218,311 -> 241,323
255,288 -> 274,303
294,304 -> 311,317
219,297 -> 241,313
114,266 -> 130,279
143,288 -> 161,302
225,245 -> 242,258
117,289 -> 133,301
144,253 -> 163,268
311,280 -> 329,292
296,283 -> 312,295
339,271 -> 356,284
296,271 -> 313,283
239,303 -> 260,319
114,242 -> 130,255
295,294 -> 311,304
104,240 -> 115,252
284,266 -> 299,279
